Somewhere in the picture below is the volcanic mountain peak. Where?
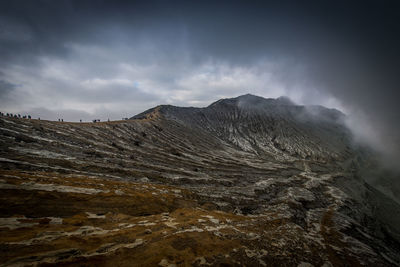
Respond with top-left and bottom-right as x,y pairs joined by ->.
133,94 -> 350,160
135,94 -> 343,122
208,94 -> 295,109
208,94 -> 344,120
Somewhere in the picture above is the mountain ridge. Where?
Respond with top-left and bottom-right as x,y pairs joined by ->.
132,94 -> 351,161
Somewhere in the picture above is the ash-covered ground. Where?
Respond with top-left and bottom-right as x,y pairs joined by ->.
1,95 -> 399,266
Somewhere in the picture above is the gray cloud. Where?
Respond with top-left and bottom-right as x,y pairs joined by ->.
0,79 -> 20,105
0,80 -> 16,96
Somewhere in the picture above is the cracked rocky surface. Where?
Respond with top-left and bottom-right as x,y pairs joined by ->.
0,95 -> 399,266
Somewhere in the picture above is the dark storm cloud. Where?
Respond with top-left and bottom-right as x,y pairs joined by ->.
0,79 -> 20,105
0,80 -> 16,96
1,0 -> 400,162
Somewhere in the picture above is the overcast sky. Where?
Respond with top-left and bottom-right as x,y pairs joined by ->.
1,0 -> 400,159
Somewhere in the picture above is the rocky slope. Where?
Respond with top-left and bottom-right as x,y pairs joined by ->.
0,94 -> 399,266
133,94 -> 352,161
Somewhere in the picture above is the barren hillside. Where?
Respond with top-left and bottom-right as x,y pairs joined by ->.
0,95 -> 399,266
